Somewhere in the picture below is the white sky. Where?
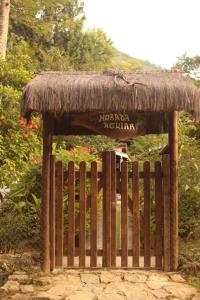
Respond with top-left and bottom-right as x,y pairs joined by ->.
84,0 -> 200,68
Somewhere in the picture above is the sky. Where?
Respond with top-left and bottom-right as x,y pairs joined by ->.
84,0 -> 200,68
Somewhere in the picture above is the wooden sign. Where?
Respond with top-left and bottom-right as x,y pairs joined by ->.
71,112 -> 146,139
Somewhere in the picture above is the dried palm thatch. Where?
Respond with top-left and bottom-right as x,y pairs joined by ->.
21,71 -> 200,120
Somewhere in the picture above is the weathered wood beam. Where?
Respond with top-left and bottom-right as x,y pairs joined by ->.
168,111 -> 179,271
42,115 -> 53,272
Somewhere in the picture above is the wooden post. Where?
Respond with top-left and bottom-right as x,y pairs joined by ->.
42,115 -> 53,272
67,162 -> 75,267
102,152 -> 111,267
79,161 -> 86,267
50,155 -> 56,271
168,111 -> 179,271
55,161 -> 64,267
90,161 -> 98,267
155,161 -> 163,269
110,151 -> 116,267
162,155 -> 171,271
121,161 -> 128,267
132,161 -> 140,267
144,161 -> 151,268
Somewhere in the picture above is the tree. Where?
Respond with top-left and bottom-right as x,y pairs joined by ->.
10,0 -> 85,51
173,53 -> 200,87
0,0 -> 10,59
71,29 -> 115,70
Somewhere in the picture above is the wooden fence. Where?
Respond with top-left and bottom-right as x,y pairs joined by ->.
49,152 -> 171,271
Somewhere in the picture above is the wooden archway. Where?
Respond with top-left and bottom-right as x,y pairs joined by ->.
41,111 -> 178,272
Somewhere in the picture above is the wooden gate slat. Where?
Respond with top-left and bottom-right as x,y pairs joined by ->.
79,161 -> 86,267
102,152 -> 111,267
121,161 -> 128,267
75,177 -> 103,231
67,162 -> 75,267
155,161 -> 163,269
105,152 -> 111,267
132,161 -> 140,267
50,155 -> 56,271
55,161 -> 63,267
169,111 -> 179,271
144,161 -> 151,268
111,151 -> 116,267
90,161 -> 98,267
102,153 -> 106,267
162,155 -> 171,271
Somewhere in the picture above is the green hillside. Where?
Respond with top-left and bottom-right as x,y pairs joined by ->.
112,50 -> 160,71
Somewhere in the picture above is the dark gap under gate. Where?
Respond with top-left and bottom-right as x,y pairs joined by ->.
49,151 -> 171,271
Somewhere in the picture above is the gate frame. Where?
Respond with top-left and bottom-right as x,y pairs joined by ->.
41,111 -> 179,273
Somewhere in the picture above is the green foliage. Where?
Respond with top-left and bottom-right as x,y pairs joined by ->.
128,113 -> 200,240
180,240 -> 200,278
56,135 -> 116,153
128,134 -> 168,161
0,199 -> 40,253
54,145 -> 99,168
0,147 -> 101,253
10,0 -> 85,49
0,114 -> 41,187
0,0 -> 116,188
178,116 -> 200,238
173,53 -> 200,80
9,1 -> 114,72
0,164 -> 43,252
74,29 -> 115,71
0,39 -> 42,188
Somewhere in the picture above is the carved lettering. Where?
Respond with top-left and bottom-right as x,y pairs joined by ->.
130,124 -> 135,131
116,123 -> 121,129
115,114 -> 120,121
124,123 -> 130,130
109,114 -> 114,121
120,114 -> 125,122
124,114 -> 130,122
99,114 -> 105,122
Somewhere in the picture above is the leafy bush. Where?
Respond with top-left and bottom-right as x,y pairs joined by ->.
0,147 -> 102,253
129,114 -> 200,240
0,199 -> 40,253
179,240 -> 200,277
179,117 -> 200,238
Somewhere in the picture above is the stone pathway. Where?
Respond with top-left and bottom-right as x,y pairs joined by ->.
0,269 -> 199,300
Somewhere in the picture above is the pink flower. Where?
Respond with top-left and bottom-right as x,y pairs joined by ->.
23,133 -> 29,139
82,148 -> 96,153
81,148 -> 91,153
25,120 -> 38,130
32,156 -> 41,163
26,122 -> 33,130
69,148 -> 77,154
19,117 -> 26,126
89,148 -> 96,153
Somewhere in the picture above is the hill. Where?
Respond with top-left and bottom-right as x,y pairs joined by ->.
112,50 -> 160,71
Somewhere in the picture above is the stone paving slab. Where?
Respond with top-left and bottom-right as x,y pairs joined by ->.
0,269 -> 199,300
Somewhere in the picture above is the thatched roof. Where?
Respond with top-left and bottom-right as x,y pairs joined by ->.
21,71 -> 200,120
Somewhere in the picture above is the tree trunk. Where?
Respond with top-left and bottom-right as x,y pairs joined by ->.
0,0 -> 10,60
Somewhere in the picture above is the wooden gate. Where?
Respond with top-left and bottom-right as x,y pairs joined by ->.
49,152 -> 171,271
